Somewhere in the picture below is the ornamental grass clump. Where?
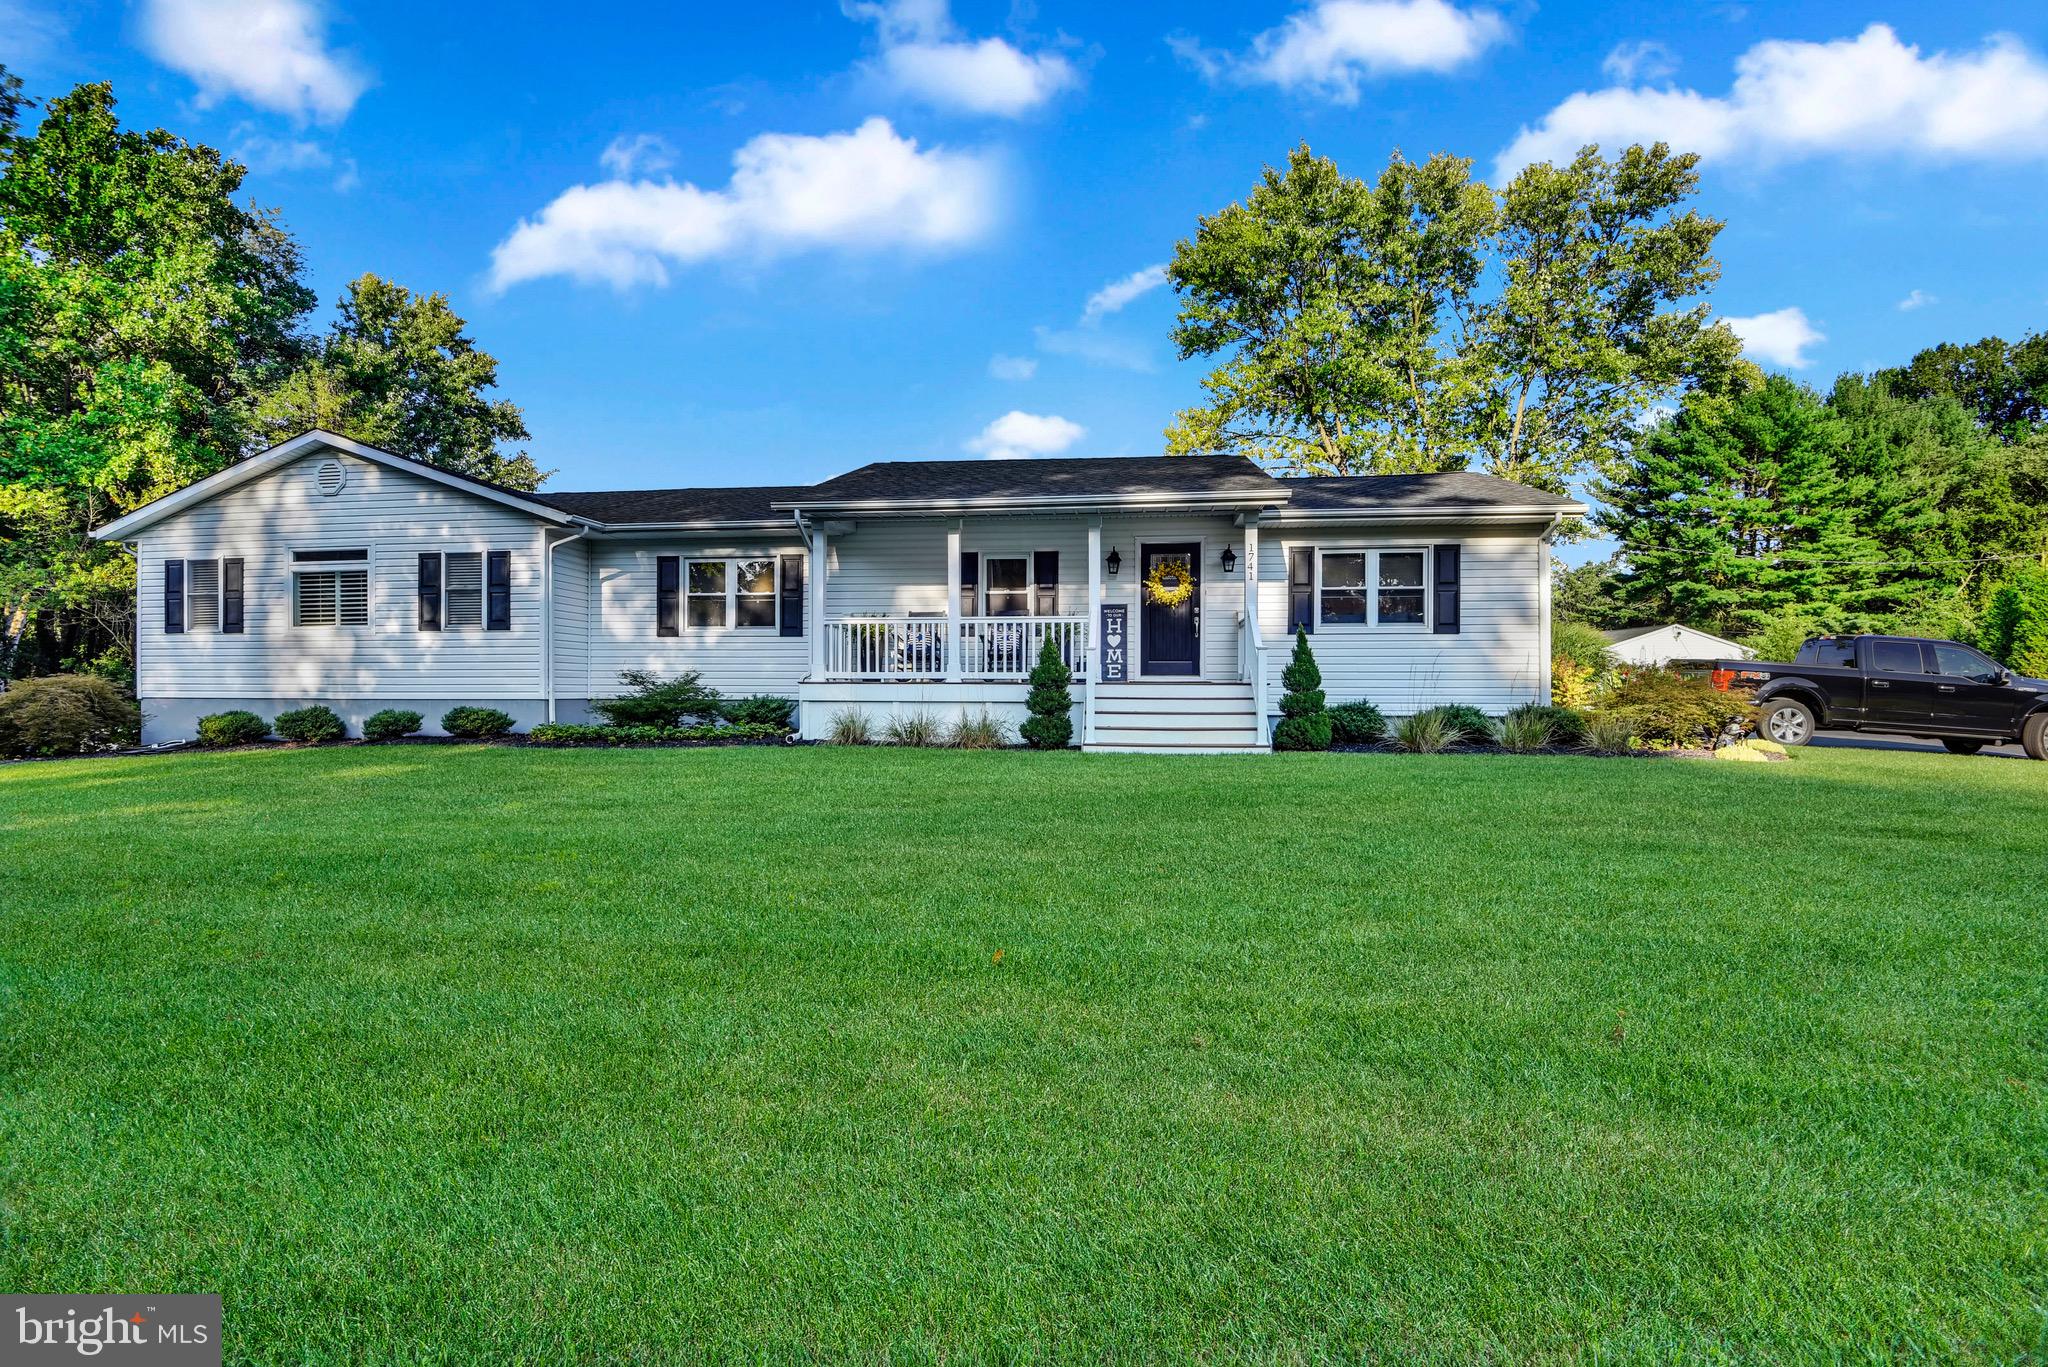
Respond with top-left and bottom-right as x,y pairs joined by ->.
1502,703 -> 1589,750
882,710 -> 947,747
1273,628 -> 1331,751
828,709 -> 874,745
949,709 -> 1012,750
1393,709 -> 1457,754
1497,707 -> 1554,753
1019,634 -> 1074,749
1432,703 -> 1498,746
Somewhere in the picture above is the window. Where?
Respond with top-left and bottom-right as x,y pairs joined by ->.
186,559 -> 221,631
293,549 -> 368,627
444,552 -> 483,628
1797,638 -> 1857,668
1871,639 -> 1925,674
1930,643 -> 2000,682
1319,549 -> 1428,627
735,559 -> 776,628
687,560 -> 727,627
985,556 -> 1029,617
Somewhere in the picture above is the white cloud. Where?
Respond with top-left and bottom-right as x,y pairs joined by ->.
1725,307 -> 1823,368
846,0 -> 1078,117
965,410 -> 1086,460
231,127 -> 359,192
1897,289 -> 1936,311
988,354 -> 1038,381
1602,39 -> 1676,84
1176,0 -> 1508,103
1033,325 -> 1154,372
1080,263 -> 1168,323
138,0 -> 368,124
1497,24 -> 2048,177
489,117 -> 998,292
600,134 -> 676,179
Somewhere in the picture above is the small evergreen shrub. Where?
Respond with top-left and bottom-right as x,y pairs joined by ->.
1019,633 -> 1074,749
1392,709 -> 1456,753
0,675 -> 142,757
719,695 -> 797,729
882,710 -> 946,746
1327,699 -> 1386,745
196,710 -> 270,747
593,669 -> 721,727
1273,628 -> 1331,751
363,708 -> 424,741
1431,703 -> 1498,746
1504,703 -> 1589,748
827,709 -> 874,745
273,704 -> 346,744
949,708 -> 1012,750
1594,669 -> 1753,749
441,706 -> 516,739
527,722 -> 783,746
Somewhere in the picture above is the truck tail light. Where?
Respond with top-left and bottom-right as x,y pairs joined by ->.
1711,668 -> 1735,692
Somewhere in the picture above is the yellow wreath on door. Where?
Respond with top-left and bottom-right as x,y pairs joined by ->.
1143,557 -> 1196,608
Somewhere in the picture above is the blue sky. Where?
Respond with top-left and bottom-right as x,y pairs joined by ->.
11,0 -> 2048,562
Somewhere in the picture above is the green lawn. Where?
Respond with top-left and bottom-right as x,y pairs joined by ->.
2,743 -> 2043,1363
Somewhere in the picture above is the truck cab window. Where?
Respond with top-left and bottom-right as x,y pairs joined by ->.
1929,643 -> 2000,682
1870,639 -> 1925,674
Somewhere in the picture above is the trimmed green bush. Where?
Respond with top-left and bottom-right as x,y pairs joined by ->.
1503,703 -> 1589,748
593,669 -> 721,727
441,706 -> 516,739
527,722 -> 782,746
196,710 -> 270,747
0,675 -> 142,757
1019,633 -> 1074,749
1430,703 -> 1498,746
273,704 -> 346,744
719,695 -> 797,728
363,709 -> 424,741
1273,628 -> 1331,751
1594,669 -> 1753,749
1327,699 -> 1386,745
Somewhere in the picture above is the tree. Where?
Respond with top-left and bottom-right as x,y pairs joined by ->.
1165,141 -> 1737,492
1597,371 -> 1873,637
1019,633 -> 1074,749
1877,334 -> 2048,441
1979,567 -> 2048,677
1272,627 -> 1331,750
256,274 -> 545,490
1551,555 -> 1629,627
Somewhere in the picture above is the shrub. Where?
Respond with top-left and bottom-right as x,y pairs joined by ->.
273,704 -> 346,744
1019,633 -> 1074,749
1392,709 -> 1457,754
441,706 -> 516,739
719,695 -> 796,729
1273,627 -> 1331,751
1551,654 -> 1597,709
1498,707 -> 1554,753
1593,668 -> 1753,749
196,710 -> 269,747
1431,703 -> 1498,746
882,710 -> 946,747
1581,713 -> 1637,755
1503,703 -> 1589,748
949,708 -> 1012,749
827,708 -> 874,745
0,675 -> 141,757
527,722 -> 782,746
1327,699 -> 1386,745
592,669 -> 721,727
363,708 -> 424,741
1551,620 -> 1617,677
1741,607 -> 1817,666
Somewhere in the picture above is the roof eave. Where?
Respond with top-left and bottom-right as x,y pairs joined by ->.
1270,503 -> 1587,524
769,489 -> 1289,516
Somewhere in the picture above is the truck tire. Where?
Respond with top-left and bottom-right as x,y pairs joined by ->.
2025,713 -> 2048,762
1942,738 -> 1986,755
1760,698 -> 1816,747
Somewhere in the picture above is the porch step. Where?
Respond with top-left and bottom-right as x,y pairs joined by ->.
1085,680 -> 1268,754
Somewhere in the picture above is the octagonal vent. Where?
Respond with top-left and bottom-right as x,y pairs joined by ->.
314,458 -> 346,496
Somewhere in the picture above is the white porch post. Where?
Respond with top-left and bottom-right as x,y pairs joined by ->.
808,523 -> 827,681
1086,518 -> 1102,746
945,519 -> 962,683
1244,520 -> 1268,740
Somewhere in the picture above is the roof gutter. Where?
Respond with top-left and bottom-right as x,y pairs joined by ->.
771,490 -> 1288,516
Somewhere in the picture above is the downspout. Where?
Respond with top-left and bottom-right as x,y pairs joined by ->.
542,526 -> 590,723
1538,513 -> 1563,707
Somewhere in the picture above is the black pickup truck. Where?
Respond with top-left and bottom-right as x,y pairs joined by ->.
1718,634 -> 2048,758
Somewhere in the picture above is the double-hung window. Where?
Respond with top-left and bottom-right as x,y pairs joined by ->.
185,559 -> 222,631
293,549 -> 369,627
684,558 -> 779,630
1318,548 -> 1429,628
443,552 -> 484,628
984,556 -> 1030,617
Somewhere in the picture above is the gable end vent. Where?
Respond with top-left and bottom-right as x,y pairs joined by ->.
314,458 -> 346,496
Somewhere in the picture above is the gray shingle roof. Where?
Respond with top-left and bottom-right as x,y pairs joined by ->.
534,485 -> 812,526
778,454 -> 1279,509
1281,471 -> 1582,512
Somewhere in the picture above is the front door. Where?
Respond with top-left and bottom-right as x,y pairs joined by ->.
1140,542 -> 1200,676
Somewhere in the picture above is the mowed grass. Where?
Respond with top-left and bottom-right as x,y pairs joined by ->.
2,743 -> 2044,1364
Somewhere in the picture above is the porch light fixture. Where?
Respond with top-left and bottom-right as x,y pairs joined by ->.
1106,548 -> 1122,576
1220,545 -> 1238,574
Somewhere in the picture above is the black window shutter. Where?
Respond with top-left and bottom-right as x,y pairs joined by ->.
1433,544 -> 1461,634
779,554 -> 804,637
486,551 -> 511,631
417,553 -> 442,631
656,555 -> 680,637
959,551 -> 979,618
1033,550 -> 1058,617
164,559 -> 185,634
1287,547 -> 1313,633
222,558 -> 244,634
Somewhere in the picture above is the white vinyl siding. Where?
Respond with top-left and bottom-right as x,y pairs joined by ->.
586,539 -> 808,698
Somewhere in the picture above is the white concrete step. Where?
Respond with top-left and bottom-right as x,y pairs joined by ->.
1094,694 -> 1257,717
1086,678 -> 1268,752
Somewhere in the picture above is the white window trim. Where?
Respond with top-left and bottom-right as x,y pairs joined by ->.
290,547 -> 372,630
421,544 -> 501,631
1315,546 -> 1431,631
975,547 -> 1059,618
685,556 -> 780,631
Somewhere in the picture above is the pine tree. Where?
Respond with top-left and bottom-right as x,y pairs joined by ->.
1273,627 -> 1331,751
1019,633 -> 1074,749
1980,567 -> 2048,676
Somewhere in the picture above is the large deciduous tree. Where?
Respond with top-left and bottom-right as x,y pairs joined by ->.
1164,142 -> 1737,492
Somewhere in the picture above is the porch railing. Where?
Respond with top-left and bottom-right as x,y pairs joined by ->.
821,616 -> 1088,681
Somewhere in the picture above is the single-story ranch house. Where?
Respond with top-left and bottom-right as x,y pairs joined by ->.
93,431 -> 1585,752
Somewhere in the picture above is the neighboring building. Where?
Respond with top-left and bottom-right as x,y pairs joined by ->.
1602,623 -> 1753,668
92,431 -> 1585,752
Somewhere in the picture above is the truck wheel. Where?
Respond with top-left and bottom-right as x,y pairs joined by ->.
1760,699 -> 1816,747
2025,713 -> 2048,762
1942,738 -> 1986,755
